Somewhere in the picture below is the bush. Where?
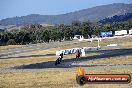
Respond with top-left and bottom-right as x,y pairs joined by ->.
7,39 -> 16,45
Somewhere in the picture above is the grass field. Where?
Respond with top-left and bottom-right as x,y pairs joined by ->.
87,55 -> 132,65
1,67 -> 132,88
0,45 -> 24,50
0,36 -> 132,88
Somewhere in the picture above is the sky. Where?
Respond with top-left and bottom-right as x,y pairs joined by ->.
0,0 -> 132,20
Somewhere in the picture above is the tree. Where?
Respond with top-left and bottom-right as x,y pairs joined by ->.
15,31 -> 25,44
42,30 -> 50,42
50,30 -> 59,41
64,27 -> 73,40
91,23 -> 102,36
1,32 -> 10,45
71,20 -> 82,35
0,33 -> 6,45
7,39 -> 16,45
23,32 -> 31,44
81,21 -> 93,38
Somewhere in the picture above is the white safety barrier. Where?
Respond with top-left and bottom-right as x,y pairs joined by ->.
81,49 -> 85,56
115,30 -> 127,36
129,29 -> 132,35
101,44 -> 121,50
56,48 -> 83,56
56,47 -> 99,56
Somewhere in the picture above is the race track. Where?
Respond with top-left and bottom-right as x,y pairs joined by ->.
0,48 -> 132,73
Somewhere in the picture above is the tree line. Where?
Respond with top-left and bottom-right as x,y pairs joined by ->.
0,20 -> 132,46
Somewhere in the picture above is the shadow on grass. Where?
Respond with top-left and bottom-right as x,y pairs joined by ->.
14,48 -> 132,69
